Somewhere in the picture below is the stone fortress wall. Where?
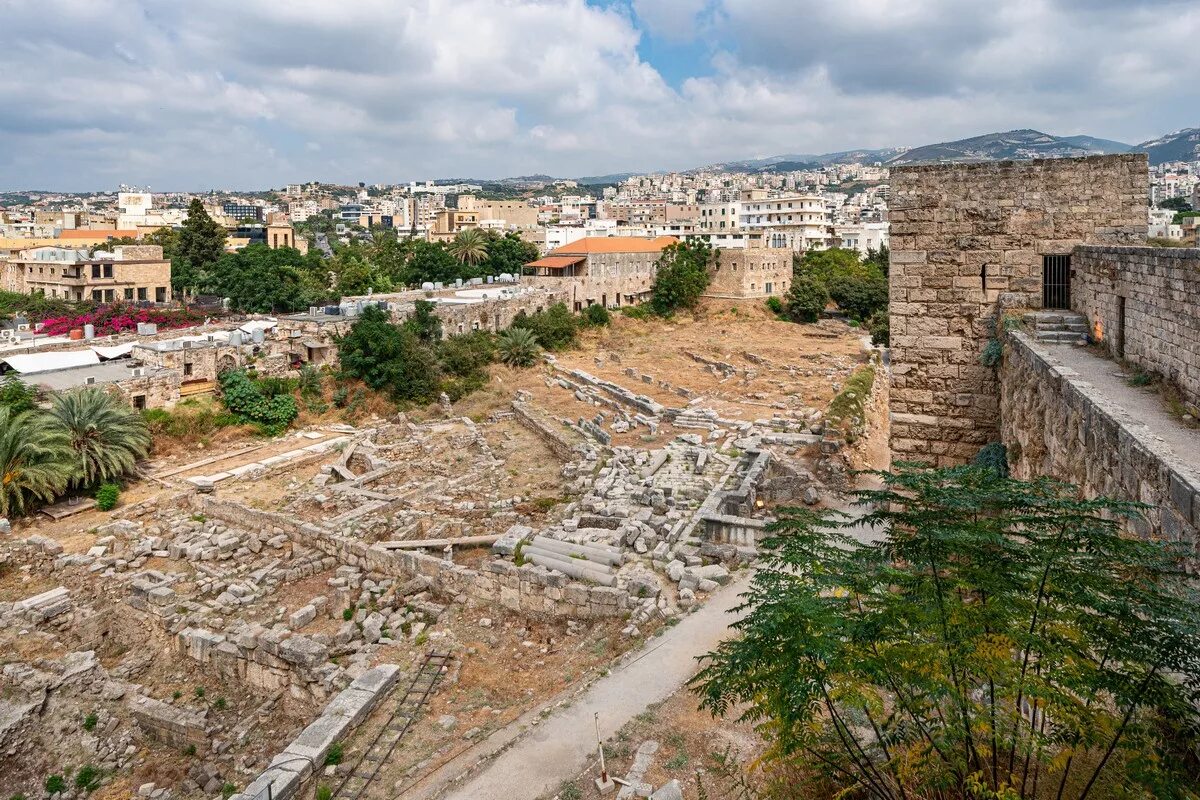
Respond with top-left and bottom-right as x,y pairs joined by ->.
890,153 -> 1200,567
1072,245 -> 1200,409
888,154 -> 1148,466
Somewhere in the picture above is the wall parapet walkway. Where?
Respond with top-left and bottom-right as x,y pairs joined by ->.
999,331 -> 1199,571
1073,245 -> 1200,410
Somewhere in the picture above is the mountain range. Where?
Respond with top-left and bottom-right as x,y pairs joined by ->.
674,126 -> 1200,177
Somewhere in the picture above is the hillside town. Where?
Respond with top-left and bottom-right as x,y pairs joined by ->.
3,3 -> 1200,800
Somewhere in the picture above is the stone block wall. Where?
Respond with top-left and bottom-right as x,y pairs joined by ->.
1072,245 -> 1200,409
191,495 -> 634,620
705,248 -> 792,299
999,332 -> 1198,570
889,154 -> 1148,465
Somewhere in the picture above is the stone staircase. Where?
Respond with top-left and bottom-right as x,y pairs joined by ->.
1024,311 -> 1089,345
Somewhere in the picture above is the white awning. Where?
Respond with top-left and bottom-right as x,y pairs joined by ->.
3,350 -> 101,375
91,343 -> 135,360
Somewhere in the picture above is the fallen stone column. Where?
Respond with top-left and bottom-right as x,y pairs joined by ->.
529,535 -> 624,567
524,549 -> 617,587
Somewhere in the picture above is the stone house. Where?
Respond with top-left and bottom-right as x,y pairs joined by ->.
2,244 -> 172,303
524,236 -> 677,310
704,247 -> 792,299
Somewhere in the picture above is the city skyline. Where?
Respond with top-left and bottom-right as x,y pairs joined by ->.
3,0 -> 1199,191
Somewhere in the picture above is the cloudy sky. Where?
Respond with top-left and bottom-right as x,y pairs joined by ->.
2,0 -> 1197,191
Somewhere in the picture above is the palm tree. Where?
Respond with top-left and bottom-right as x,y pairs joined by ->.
48,388 -> 151,487
497,327 -> 541,368
447,228 -> 490,266
0,407 -> 73,517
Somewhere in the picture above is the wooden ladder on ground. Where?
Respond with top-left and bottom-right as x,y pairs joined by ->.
328,650 -> 453,800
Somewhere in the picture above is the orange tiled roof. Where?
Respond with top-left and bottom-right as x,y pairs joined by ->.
549,236 -> 677,256
57,229 -> 139,240
527,255 -> 586,269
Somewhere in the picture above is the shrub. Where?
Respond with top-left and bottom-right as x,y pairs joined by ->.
973,442 -> 1009,477
764,296 -> 784,316
44,775 -> 66,795
185,744 -> 196,756
336,306 -> 440,404
619,305 -> 655,320
316,786 -> 333,800
193,686 -> 205,698
325,742 -> 344,766
0,375 -> 37,413
343,607 -> 354,621
82,712 -> 98,731
866,309 -> 889,346
74,765 -> 101,792
298,364 -> 322,396
172,690 -> 182,700
213,696 -> 227,710
219,369 -> 298,433
581,303 -> 611,327
784,276 -> 829,323
94,483 -> 120,511
437,331 -> 495,379
222,784 -> 237,800
510,303 -> 578,350
497,328 -> 541,368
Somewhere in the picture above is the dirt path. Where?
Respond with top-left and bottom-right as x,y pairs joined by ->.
424,571 -> 753,800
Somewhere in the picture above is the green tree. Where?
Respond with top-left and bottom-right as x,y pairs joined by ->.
48,388 -> 151,487
866,308 -> 889,346
793,247 -> 862,284
497,327 -> 541,367
650,240 -> 713,315
404,240 -> 460,286
827,269 -> 888,321
175,199 -> 228,294
1158,196 -> 1192,212
218,370 -> 298,433
0,375 -> 37,413
784,275 -> 829,323
864,243 -> 890,277
511,303 -> 578,351
404,299 -> 443,344
448,228 -> 490,266
202,244 -> 326,313
694,465 -> 1200,800
482,231 -> 539,276
337,306 -> 439,403
0,408 -> 73,517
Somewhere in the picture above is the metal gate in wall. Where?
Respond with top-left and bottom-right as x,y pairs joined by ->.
1042,254 -> 1071,309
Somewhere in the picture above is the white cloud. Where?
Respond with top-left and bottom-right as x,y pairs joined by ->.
0,0 -> 1196,189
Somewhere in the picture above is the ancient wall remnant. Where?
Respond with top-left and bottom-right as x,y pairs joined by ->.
999,331 -> 1199,569
1073,245 -> 1200,409
888,154 -> 1148,465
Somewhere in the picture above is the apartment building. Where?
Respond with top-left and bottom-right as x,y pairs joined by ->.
430,209 -> 480,241
835,221 -> 890,255
738,190 -> 834,251
2,245 -> 171,303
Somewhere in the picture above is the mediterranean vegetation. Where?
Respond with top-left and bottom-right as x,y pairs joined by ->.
782,246 -> 890,345
649,240 -> 715,316
694,464 -> 1200,800
0,386 -> 150,517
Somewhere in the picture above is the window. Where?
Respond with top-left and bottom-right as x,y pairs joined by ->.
92,290 -> 103,301
132,395 -> 146,410
124,288 -> 134,300
156,287 -> 167,303
92,264 -> 101,278
103,264 -> 112,278
137,288 -> 147,301
183,363 -> 193,377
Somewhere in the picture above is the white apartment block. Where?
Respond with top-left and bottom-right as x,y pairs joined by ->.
738,192 -> 833,251
835,222 -> 890,255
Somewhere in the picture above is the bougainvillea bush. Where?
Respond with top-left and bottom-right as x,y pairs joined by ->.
38,304 -> 205,337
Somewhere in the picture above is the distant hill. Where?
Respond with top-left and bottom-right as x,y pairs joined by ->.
1135,128 -> 1200,165
885,129 -> 1133,166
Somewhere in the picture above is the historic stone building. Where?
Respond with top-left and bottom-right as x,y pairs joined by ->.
888,154 -> 1148,465
704,248 -> 792,299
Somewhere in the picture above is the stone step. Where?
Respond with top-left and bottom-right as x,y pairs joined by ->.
1035,331 -> 1088,344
